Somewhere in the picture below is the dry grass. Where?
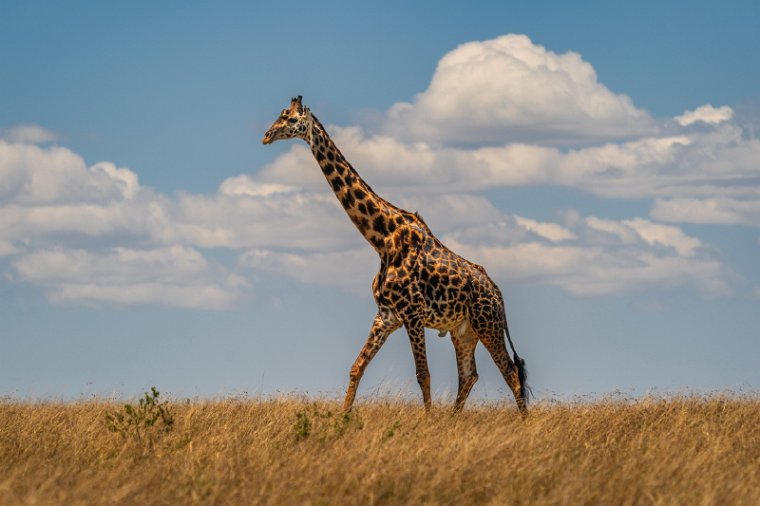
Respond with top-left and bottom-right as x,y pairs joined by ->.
1,394 -> 758,505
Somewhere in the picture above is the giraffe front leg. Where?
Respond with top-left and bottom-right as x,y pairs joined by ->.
343,309 -> 401,412
405,319 -> 431,410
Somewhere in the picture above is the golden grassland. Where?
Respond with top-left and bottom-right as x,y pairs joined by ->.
1,394 -> 759,505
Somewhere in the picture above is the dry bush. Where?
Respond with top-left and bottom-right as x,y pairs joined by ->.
1,393 -> 758,505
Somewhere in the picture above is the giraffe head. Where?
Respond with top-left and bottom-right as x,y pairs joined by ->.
262,95 -> 312,145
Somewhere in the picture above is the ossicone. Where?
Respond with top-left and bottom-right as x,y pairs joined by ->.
291,95 -> 304,113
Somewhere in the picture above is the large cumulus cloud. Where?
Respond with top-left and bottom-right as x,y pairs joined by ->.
384,34 -> 658,144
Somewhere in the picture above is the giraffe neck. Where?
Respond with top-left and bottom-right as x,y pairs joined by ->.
306,114 -> 406,254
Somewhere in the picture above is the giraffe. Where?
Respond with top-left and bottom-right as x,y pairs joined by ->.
263,96 -> 529,413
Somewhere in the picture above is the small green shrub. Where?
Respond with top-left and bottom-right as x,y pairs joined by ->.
293,411 -> 312,440
293,404 -> 363,441
106,387 -> 175,446
382,420 -> 401,441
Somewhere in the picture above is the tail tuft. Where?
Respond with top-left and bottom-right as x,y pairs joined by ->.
505,324 -> 530,405
513,352 -> 530,404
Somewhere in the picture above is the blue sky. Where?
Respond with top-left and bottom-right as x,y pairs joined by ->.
2,1 -> 759,402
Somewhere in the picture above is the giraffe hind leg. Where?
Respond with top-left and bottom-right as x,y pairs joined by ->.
479,333 -> 527,414
471,312 -> 528,414
451,323 -> 479,412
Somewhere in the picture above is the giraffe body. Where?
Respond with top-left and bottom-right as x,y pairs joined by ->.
263,96 -> 528,413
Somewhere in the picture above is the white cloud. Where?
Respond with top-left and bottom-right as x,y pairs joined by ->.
0,202 -> 144,242
675,105 -> 734,126
0,124 -> 57,144
384,34 -> 656,144
584,216 -> 640,244
256,144 -> 324,188
443,219 -> 732,298
393,193 -> 506,230
583,216 -> 704,257
169,188 -> 357,251
12,246 -> 247,310
651,197 -> 760,226
513,216 -> 576,242
219,174 -> 298,197
632,219 -> 703,256
240,248 -> 376,293
0,140 -> 139,205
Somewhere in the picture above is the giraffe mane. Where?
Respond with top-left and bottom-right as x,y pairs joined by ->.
304,107 -> 314,148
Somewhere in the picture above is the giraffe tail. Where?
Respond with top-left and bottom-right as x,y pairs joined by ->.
505,324 -> 530,404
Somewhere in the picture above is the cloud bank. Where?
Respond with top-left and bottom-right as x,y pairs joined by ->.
2,33 -> 757,309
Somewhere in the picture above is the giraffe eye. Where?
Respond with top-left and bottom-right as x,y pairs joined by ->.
288,118 -> 298,124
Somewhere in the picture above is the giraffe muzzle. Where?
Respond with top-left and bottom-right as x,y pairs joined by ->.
262,131 -> 274,144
